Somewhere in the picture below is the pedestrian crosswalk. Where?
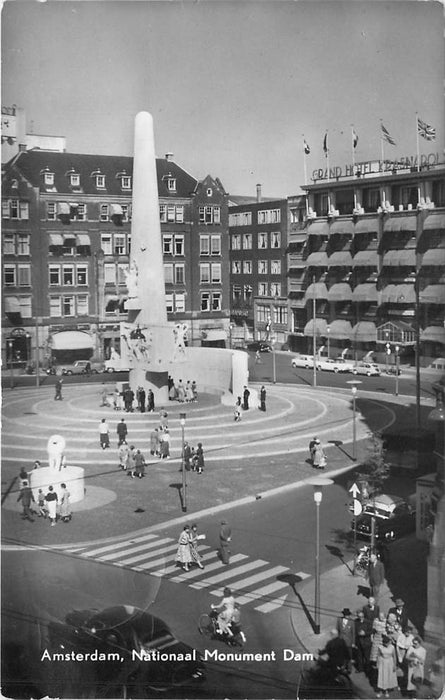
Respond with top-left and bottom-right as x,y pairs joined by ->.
65,533 -> 311,614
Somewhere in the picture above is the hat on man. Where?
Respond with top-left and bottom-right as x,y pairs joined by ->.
395,598 -> 405,607
342,608 -> 352,616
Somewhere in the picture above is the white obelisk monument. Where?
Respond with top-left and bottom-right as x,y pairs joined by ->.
122,112 -> 175,404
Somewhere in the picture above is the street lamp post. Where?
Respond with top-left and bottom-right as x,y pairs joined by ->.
326,326 -> 330,359
347,380 -> 362,461
307,476 -> 334,634
7,338 -> 14,390
312,275 -> 317,389
180,412 -> 187,512
35,316 -> 41,388
395,345 -> 400,396
272,334 -> 277,384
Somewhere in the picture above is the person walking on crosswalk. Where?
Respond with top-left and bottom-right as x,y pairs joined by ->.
190,523 -> 205,569
219,520 -> 232,565
175,525 -> 193,572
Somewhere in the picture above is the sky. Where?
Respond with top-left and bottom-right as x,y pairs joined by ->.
2,0 -> 444,197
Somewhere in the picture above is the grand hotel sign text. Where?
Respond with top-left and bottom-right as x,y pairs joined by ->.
312,152 -> 440,182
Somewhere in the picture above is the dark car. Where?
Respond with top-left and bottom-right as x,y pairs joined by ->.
46,605 -> 205,695
351,494 -> 416,541
247,342 -> 272,352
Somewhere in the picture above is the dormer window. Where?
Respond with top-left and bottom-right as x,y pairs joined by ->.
11,179 -> 18,189
41,170 -> 54,186
206,188 -> 213,197
121,176 -> 131,190
91,170 -> 105,189
167,177 -> 176,192
70,174 -> 80,187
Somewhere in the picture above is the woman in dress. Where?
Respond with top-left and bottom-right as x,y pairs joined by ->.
211,587 -> 236,636
175,525 -> 193,572
189,523 -> 204,569
45,485 -> 58,527
376,635 -> 398,698
177,380 -> 185,403
312,439 -> 327,469
370,611 -> 388,665
185,381 -> 194,403
405,636 -> 426,697
118,441 -> 130,470
160,430 -> 170,459
59,483 -> 71,523
99,418 -> 110,449
195,442 -> 205,474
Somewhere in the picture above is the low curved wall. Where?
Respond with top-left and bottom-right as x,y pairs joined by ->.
29,466 -> 85,503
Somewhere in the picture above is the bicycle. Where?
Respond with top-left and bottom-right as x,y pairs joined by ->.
198,610 -> 246,647
354,545 -> 370,577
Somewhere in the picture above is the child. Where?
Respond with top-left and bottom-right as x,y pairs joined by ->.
37,489 -> 47,518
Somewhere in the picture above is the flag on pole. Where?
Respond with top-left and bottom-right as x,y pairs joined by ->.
381,123 -> 396,146
323,132 -> 328,156
417,116 -> 436,141
352,128 -> 359,149
304,139 -> 310,155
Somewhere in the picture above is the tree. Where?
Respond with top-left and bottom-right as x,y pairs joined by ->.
358,431 -> 390,497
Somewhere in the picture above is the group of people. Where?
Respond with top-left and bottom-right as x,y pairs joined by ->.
168,377 -> 198,403
320,598 -> 427,698
17,467 -> 71,526
183,441 -> 205,474
175,523 -> 205,571
309,436 -> 327,469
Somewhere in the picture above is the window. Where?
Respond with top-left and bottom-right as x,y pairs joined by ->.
271,260 -> 281,274
244,284 -> 252,302
17,265 -> 31,288
18,296 -> 32,318
432,180 -> 445,207
258,282 -> 268,296
314,192 -> 329,216
63,265 -> 74,286
167,205 -> 176,222
4,265 -> 16,286
200,263 -> 210,283
211,235 -> 221,255
163,234 -> 173,254
164,264 -> 173,284
160,205 -> 167,222
256,305 -> 269,323
258,232 -> 268,249
49,266 -> 61,285
101,234 -> 112,255
211,263 -> 221,283
213,207 -> 221,224
243,233 -> 252,249
117,264 -> 128,285
290,207 -> 304,224
232,234 -> 241,250
271,282 -> 281,297
232,261 -> 241,274
10,200 -> 18,219
275,306 -> 288,327
258,260 -> 268,274
176,205 -> 184,223
233,284 -> 241,301
200,235 -> 210,255
114,235 -> 126,255
174,235 -> 184,256
104,263 -> 116,284
2,200 -> 10,219
3,234 -> 15,254
229,211 -> 252,226
77,294 -> 89,316
70,174 -> 80,187
76,265 -> 88,286
62,295 -> 75,316
206,188 -> 213,197
175,292 -> 185,312
44,172 -> 54,186
175,264 -> 185,284
96,175 -> 105,189
121,176 -> 131,190
47,202 -> 57,220
19,201 -> 29,220
100,204 -> 109,222
199,205 -> 220,223
121,204 -> 130,223
212,292 -> 221,310
49,296 -> 62,317
167,178 -> 176,192
258,209 -> 280,224
165,293 -> 174,312
201,292 -> 210,311
271,232 -> 281,248
362,187 -> 381,213
243,260 -> 252,274
70,203 -> 86,221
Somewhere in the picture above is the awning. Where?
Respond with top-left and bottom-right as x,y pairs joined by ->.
355,217 -> 379,234
352,284 -> 378,303
4,296 -> 20,313
352,321 -> 377,342
381,285 -> 399,304
289,233 -> 307,244
201,329 -> 227,342
329,220 -> 354,235
51,331 -> 94,350
69,202 -> 79,208
384,216 -> 417,233
328,283 -> 352,302
423,213 -> 445,231
307,221 -> 329,236
353,250 -> 379,267
382,249 -> 416,266
63,234 -> 77,246
57,202 -> 70,215
110,204 -> 123,216
304,318 -> 328,337
328,251 -> 353,267
421,248 -> 445,267
49,233 -> 64,246
304,282 -> 328,299
420,326 -> 445,344
76,234 -> 91,246
420,285 -> 445,304
306,252 -> 329,266
327,320 -> 353,340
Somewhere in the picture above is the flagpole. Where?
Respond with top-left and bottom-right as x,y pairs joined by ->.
351,124 -> 357,209
415,112 -> 421,204
325,131 -> 331,213
302,134 -> 309,216
380,121 -> 386,207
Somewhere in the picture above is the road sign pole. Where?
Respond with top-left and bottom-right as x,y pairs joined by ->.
353,514 -> 357,576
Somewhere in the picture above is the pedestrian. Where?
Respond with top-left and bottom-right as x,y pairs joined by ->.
45,485 -> 58,526
363,596 -> 380,624
242,386 -> 250,410
387,598 -> 409,630
169,381 -> 177,401
370,611 -> 387,667
100,384 -> 108,407
134,449 -> 146,478
219,519 -> 232,565
336,607 -> 355,670
183,441 -> 192,471
191,380 -> 198,402
211,587 -> 236,637
175,525 -> 193,572
127,445 -> 137,478
59,483 -> 72,522
19,467 -> 29,489
368,553 -> 385,601
116,418 -> 128,446
396,625 -> 414,686
309,436 -> 318,464
99,418 -> 110,449
255,350 -> 262,364
376,635 -> 398,698
319,629 -> 350,674
37,489 -> 47,518
234,405 -> 242,422
159,430 -> 170,459
190,523 -> 205,569
118,440 -> 130,470
159,410 -> 168,432
147,389 -> 155,412
113,388 -> 122,411
17,481 -> 35,522
405,636 -> 426,697
354,609 -> 372,674
195,442 -> 204,474
139,387 -> 146,413
54,378 -> 63,400
125,387 -> 135,412
33,460 -> 41,470
185,381 -> 194,403
150,428 -> 160,457
312,439 -> 327,469
177,379 -> 185,403
259,385 -> 266,411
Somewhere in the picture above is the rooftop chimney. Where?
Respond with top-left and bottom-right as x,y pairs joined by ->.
256,183 -> 262,202
165,152 -> 174,162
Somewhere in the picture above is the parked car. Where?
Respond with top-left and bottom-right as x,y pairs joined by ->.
61,360 -> 102,375
47,605 -> 205,694
352,362 -> 381,377
291,354 -> 315,369
351,493 -> 416,541
247,341 -> 272,353
333,357 -> 356,372
317,358 -> 349,373
103,358 -> 130,373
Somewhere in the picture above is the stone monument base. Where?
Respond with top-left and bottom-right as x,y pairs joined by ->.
130,367 -> 169,405
29,466 -> 85,503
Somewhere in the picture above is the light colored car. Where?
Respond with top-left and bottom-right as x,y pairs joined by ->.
103,358 -> 130,373
333,358 -> 356,372
61,360 -> 102,375
317,358 -> 349,373
291,354 -> 315,369
352,362 -> 381,377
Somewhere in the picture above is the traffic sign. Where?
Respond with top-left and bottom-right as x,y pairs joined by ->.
353,499 -> 363,516
349,482 -> 361,498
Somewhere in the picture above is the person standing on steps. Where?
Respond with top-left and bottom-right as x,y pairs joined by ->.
54,378 -> 63,400
99,418 -> 110,449
17,481 -> 35,522
116,418 -> 128,446
45,485 -> 58,526
259,385 -> 266,411
242,386 -> 250,410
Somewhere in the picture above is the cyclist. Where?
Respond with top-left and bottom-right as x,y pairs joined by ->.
211,587 -> 235,637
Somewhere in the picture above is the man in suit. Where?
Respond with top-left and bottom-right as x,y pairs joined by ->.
362,595 -> 380,623
388,598 -> 409,629
336,608 -> 355,669
319,629 -> 350,673
367,552 -> 385,601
